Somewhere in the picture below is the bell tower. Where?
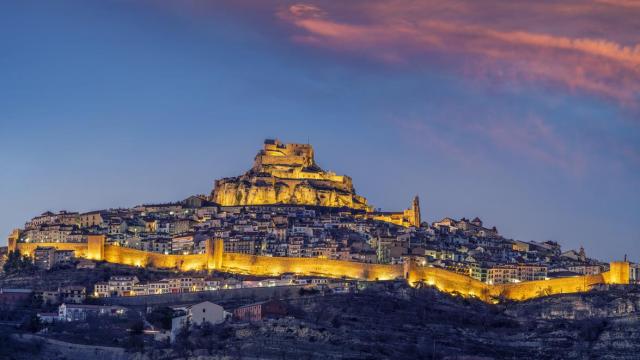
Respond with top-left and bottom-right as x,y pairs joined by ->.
412,196 -> 421,227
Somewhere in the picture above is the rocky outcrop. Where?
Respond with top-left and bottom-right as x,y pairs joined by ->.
211,139 -> 372,211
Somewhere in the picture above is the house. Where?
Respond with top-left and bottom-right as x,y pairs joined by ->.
148,279 -> 171,295
93,276 -> 140,297
59,286 -> 86,304
561,248 -> 587,262
33,246 -> 56,270
35,290 -> 60,306
58,303 -> 127,321
108,276 -> 140,296
233,300 -> 287,322
54,250 -> 75,265
132,284 -> 149,296
94,282 -> 110,297
512,241 -> 531,253
171,301 -> 226,327
168,301 -> 227,343
568,265 -> 603,275
33,246 -> 76,270
37,312 -> 58,324
78,211 -> 104,228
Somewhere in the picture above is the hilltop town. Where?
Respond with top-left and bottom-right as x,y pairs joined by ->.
1,139 -> 639,359
4,140 -> 637,286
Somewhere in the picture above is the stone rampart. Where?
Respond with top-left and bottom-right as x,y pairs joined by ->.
104,245 -> 209,271
15,242 -> 89,257
406,265 -> 490,299
13,239 -> 631,303
490,274 -> 606,301
221,252 -> 404,281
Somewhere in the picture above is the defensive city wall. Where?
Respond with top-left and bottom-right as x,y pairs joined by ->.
8,234 -> 630,303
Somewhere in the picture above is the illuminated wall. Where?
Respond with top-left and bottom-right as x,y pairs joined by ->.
490,274 -> 606,301
221,252 -> 404,280
103,245 -> 209,271
605,261 -> 630,285
12,240 -> 631,303
15,242 -> 89,258
406,263 -> 491,299
406,261 -> 629,302
87,235 -> 105,260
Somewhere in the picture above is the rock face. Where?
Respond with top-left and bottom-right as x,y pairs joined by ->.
211,139 -> 372,211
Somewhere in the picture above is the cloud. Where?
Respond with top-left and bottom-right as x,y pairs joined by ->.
396,114 -> 588,176
151,0 -> 640,175
278,1 -> 640,106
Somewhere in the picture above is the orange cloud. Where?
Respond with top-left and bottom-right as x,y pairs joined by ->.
278,1 -> 640,105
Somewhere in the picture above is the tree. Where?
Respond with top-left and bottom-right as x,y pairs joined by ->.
3,250 -> 35,274
21,314 -> 41,333
147,307 -> 174,330
200,321 -> 214,336
130,319 -> 144,335
174,324 -> 192,354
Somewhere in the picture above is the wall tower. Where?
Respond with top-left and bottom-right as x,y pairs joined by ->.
608,261 -> 630,285
206,238 -> 224,270
7,229 -> 20,253
87,235 -> 105,260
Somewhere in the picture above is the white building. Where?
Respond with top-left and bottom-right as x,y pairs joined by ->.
169,301 -> 227,342
58,303 -> 126,321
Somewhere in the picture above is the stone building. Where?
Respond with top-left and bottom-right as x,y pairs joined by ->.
233,299 -> 287,322
33,246 -> 56,270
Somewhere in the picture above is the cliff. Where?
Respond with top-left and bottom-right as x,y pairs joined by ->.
211,139 -> 372,210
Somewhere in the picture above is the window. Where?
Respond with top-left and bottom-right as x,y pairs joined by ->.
203,308 -> 206,313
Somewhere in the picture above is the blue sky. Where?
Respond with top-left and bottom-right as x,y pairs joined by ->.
1,1 -> 638,261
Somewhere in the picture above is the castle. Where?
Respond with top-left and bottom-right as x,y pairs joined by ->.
212,139 -> 421,227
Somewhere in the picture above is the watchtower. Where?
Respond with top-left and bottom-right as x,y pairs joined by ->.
7,229 -> 20,253
206,238 -> 224,270
87,235 -> 105,261
608,261 -> 630,285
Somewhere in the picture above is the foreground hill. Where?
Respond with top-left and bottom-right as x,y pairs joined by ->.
4,282 -> 639,360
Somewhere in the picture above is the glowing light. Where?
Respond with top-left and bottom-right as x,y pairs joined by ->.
15,241 -> 631,303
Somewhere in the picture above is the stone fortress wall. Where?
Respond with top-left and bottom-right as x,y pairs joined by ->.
9,235 -> 630,303
258,140 -> 315,168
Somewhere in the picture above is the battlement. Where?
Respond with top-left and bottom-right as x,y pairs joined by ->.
212,139 -> 371,210
257,139 -> 315,169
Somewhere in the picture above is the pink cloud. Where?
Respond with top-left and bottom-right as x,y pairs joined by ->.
277,1 -> 640,106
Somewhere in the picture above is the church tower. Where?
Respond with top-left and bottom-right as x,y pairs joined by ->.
412,196 -> 421,227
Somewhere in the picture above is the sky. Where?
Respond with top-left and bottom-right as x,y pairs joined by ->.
0,0 -> 638,261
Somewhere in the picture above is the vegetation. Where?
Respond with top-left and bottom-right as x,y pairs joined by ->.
147,306 -> 175,330
2,250 -> 35,274
0,328 -> 44,359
